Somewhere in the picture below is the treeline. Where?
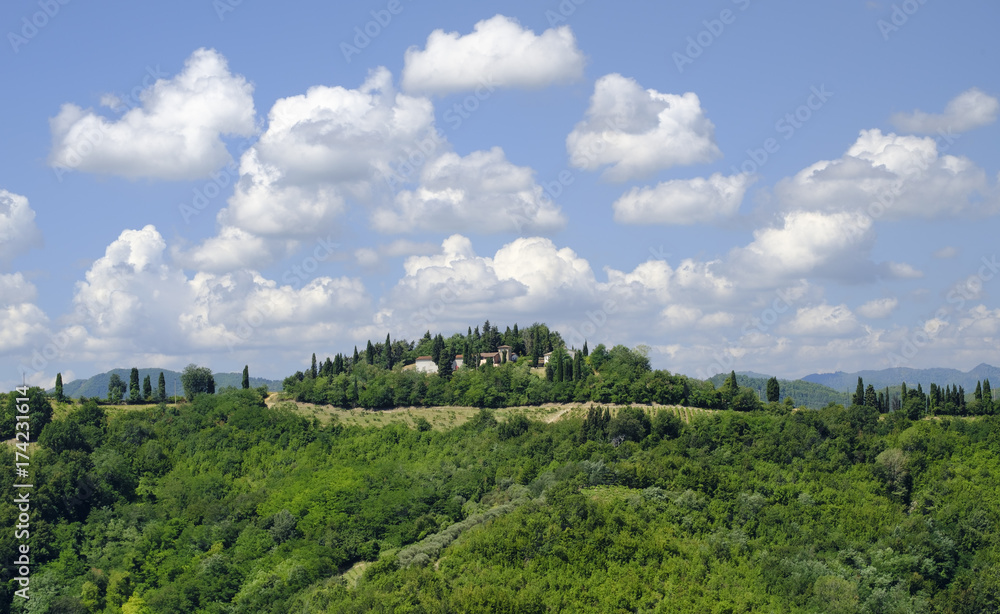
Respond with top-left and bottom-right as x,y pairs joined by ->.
283,322 -> 785,412
849,376 -> 998,418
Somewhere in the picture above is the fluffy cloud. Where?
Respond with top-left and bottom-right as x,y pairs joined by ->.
857,297 -> 899,319
49,48 -> 256,180
567,74 -> 721,181
0,190 -> 42,265
0,273 -> 48,354
774,129 -> 995,219
171,226 -> 297,273
219,67 -> 437,238
372,147 -> 566,234
401,15 -> 585,95
68,225 -> 371,365
613,173 -> 752,225
891,88 -> 999,134
728,210 -> 877,284
783,304 -> 860,337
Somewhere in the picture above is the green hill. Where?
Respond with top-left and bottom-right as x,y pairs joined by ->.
53,368 -> 282,399
708,372 -> 849,408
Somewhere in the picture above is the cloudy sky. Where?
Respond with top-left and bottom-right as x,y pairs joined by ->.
2,0 -> 999,389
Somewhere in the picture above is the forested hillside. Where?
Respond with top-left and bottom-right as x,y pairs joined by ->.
2,385 -> 999,612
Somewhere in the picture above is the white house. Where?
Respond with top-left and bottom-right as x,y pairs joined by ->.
415,356 -> 437,374
453,354 -> 464,370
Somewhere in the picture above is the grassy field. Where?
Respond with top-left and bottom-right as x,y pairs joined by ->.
264,394 -> 718,430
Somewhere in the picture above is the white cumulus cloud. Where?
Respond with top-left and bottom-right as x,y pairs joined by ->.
775,129 -> 996,219
401,15 -> 585,95
372,147 -> 566,234
891,88 -> 999,134
0,190 -> 43,265
567,74 -> 721,181
613,173 -> 753,225
49,48 -> 256,180
857,297 -> 899,319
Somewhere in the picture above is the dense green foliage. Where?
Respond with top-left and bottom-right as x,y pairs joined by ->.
3,383 -> 1000,612
285,339 -> 757,412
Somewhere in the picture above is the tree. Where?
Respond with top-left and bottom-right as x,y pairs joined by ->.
438,348 -> 454,380
383,333 -> 394,370
365,341 -> 375,365
181,364 -> 215,401
54,372 -> 64,402
242,365 -> 250,389
108,374 -> 126,404
310,353 -> 318,379
864,384 -> 877,408
721,371 -> 739,405
983,379 -> 993,414
157,372 -> 166,402
142,375 -> 152,401
853,377 -> 865,406
766,377 -> 780,403
582,341 -> 589,357
129,367 -> 141,404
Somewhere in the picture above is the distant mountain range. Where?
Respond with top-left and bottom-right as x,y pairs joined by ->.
52,368 -> 284,399
801,363 -> 1000,393
708,372 -> 849,409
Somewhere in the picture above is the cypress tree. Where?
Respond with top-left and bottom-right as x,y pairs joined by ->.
864,384 -> 877,408
975,381 -> 983,400
983,379 -> 993,413
129,367 -> 141,404
158,372 -> 166,402
54,373 -> 64,401
766,377 -> 780,403
583,340 -> 589,357
143,375 -> 152,401
242,365 -> 250,389
853,377 -> 864,406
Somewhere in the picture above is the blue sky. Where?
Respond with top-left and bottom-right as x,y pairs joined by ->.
2,0 -> 999,389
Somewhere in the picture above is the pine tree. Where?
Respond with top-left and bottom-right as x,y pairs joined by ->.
143,375 -> 152,401
766,377 -> 780,403
242,365 -> 250,389
54,373 -> 64,402
853,377 -> 865,406
158,372 -> 166,402
129,367 -> 141,404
